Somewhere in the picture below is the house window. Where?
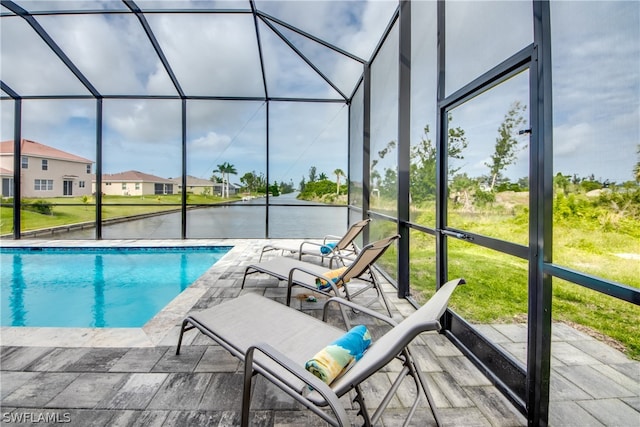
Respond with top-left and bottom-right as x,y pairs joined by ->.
34,179 -> 53,191
42,159 -> 48,170
135,183 -> 140,190
21,156 -> 28,169
86,164 -> 91,174
122,183 -> 127,190
105,182 -> 111,185
79,181 -> 85,188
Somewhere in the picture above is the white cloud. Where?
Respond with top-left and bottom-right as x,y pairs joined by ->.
105,99 -> 182,143
0,17 -> 90,96
551,1 -> 639,182
147,13 -> 264,97
189,131 -> 232,152
444,0 -> 533,95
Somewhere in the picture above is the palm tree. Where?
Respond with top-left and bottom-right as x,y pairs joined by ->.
334,168 -> 345,195
214,162 -> 237,198
212,165 -> 223,196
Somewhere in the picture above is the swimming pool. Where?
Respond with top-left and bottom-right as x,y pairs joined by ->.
0,246 -> 231,328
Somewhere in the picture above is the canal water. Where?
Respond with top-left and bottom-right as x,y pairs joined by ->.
41,193 -> 349,240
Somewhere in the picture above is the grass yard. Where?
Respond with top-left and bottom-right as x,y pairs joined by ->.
0,194 -> 242,235
375,198 -> 640,360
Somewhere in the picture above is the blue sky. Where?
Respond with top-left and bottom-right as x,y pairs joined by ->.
1,0 -> 638,185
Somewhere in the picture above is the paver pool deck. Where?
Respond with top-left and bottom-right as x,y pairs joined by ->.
1,239 -> 638,426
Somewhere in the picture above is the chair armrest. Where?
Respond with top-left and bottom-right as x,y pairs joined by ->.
244,343 -> 350,427
327,252 -> 357,266
298,240 -> 324,253
322,235 -> 341,244
322,297 -> 398,328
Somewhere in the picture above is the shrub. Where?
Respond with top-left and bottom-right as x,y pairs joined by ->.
22,200 -> 53,215
474,190 -> 496,207
298,179 -> 335,199
496,182 -> 524,192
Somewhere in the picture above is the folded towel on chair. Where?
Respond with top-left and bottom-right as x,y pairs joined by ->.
315,266 -> 348,290
305,325 -> 372,384
320,242 -> 337,255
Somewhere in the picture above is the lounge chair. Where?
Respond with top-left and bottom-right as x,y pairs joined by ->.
259,218 -> 371,265
243,234 -> 399,316
176,277 -> 465,426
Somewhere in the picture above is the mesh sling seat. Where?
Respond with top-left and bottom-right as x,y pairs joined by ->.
243,234 -> 399,316
258,218 -> 371,265
176,278 -> 465,427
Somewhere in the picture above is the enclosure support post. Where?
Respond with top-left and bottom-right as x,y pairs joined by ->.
181,98 -> 187,239
12,98 -> 22,239
362,63 -> 372,245
527,1 -> 553,425
435,0 -> 447,287
95,98 -> 103,240
397,0 -> 412,298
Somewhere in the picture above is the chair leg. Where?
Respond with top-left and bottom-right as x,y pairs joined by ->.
405,347 -> 442,427
175,319 -> 189,355
352,385 -> 372,427
241,351 -> 258,427
368,269 -> 393,317
286,282 -> 293,306
370,364 -> 412,425
240,268 -> 253,289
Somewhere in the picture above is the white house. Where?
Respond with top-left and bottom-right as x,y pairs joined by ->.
169,175 -> 219,196
0,139 -> 94,198
94,170 -> 175,196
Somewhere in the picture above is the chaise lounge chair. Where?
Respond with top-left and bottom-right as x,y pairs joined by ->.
176,277 -> 465,426
243,234 -> 399,316
258,218 -> 371,265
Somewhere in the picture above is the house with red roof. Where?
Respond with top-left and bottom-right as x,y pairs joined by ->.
0,139 -> 94,198
94,170 -> 175,196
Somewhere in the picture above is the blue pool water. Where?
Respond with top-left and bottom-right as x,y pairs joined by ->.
0,246 -> 231,328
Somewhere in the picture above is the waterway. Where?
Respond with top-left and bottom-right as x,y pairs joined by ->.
36,192 -> 349,240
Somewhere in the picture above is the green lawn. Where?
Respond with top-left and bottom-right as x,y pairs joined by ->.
0,194 -> 243,235
380,200 -> 640,360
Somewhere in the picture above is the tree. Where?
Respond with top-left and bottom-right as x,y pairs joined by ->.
554,173 -> 571,195
319,172 -> 328,181
214,162 -> 237,198
80,195 -> 90,210
450,173 -> 476,210
240,171 -> 258,195
380,167 -> 397,199
280,179 -> 296,194
410,116 -> 468,203
485,101 -> 527,191
334,168 -> 345,195
517,176 -> 529,191
308,166 -> 317,183
371,140 -> 396,197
